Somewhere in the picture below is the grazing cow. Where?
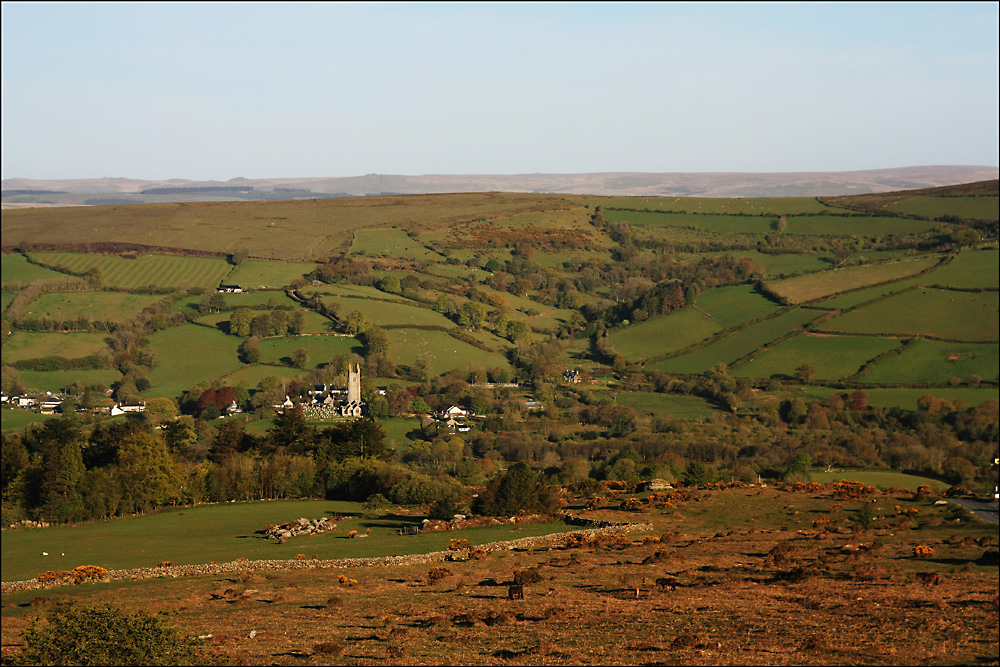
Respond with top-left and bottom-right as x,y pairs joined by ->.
916,572 -> 939,586
655,577 -> 677,591
508,585 -> 524,600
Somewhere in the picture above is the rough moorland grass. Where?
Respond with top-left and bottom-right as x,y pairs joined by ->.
820,289 -> 999,342
228,260 -> 317,288
351,228 -> 443,260
28,252 -> 232,289
886,195 -> 999,220
731,333 -> 902,381
862,340 -> 1000,384
612,392 -> 720,419
0,499 -> 569,583
26,291 -> 165,322
767,255 -> 941,304
2,193 -> 579,261
651,307 -> 821,373
693,284 -> 782,329
143,325 -> 244,399
611,308 -> 722,362
0,254 -> 67,286
809,470 -> 951,493
1,331 -> 109,363
923,247 -> 999,289
385,329 -> 510,374
257,335 -> 360,369
16,369 -> 123,395
796,385 -> 999,410
1,408 -> 57,433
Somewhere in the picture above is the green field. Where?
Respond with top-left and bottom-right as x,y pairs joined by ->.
28,252 -> 232,289
323,295 -> 455,329
886,196 -> 999,220
221,365 -> 312,391
256,335 -> 361,369
693,284 -> 782,329
811,276 -> 930,310
0,499 -> 570,583
651,307 -> 824,373
611,307 -> 722,362
228,260 -> 317,288
578,196 -> 837,215
0,253 -> 68,286
351,228 -> 443,260
693,250 -> 832,278
782,215 -> 940,236
16,369 -> 123,395
862,340 -> 1000,384
1,331 -> 109,363
796,385 -> 999,410
1,289 -> 14,310
218,291 -> 302,309
25,291 -> 165,323
385,329 -> 510,373
923,247 -> 999,289
731,333 -> 901,381
767,255 -> 940,304
820,289 -> 999,342
605,210 -> 773,235
1,408 -> 58,433
144,325 -> 245,398
612,392 -> 721,419
809,470 -> 952,493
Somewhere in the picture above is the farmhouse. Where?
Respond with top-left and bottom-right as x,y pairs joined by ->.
110,400 -> 146,416
217,284 -> 243,293
442,405 -> 470,419
563,369 -> 581,383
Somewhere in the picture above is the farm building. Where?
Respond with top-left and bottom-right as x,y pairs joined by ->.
217,284 -> 243,293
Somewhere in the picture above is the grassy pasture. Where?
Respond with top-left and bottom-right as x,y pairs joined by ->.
820,289 -> 999,342
731,333 -> 901,381
796,385 -> 999,410
605,210 -> 772,234
25,291 -> 164,322
323,295 -> 455,329
15,369 -> 123,395
767,255 -> 941,304
256,335 -> 360,369
611,307 -> 722,362
0,500 -> 568,583
384,329 -> 510,374
783,215 -> 940,236
306,283 -> 408,300
811,275 -> 930,310
886,195 -> 999,220
576,195 -> 836,215
28,252 -> 232,289
809,469 -> 951,492
1,289 -> 13,310
351,228 -> 443,260
221,365 -> 311,391
690,250 -> 832,277
612,392 -> 720,419
651,307 -> 823,373
924,247 -> 999,289
693,284 -> 782,329
228,260 -> 317,288
0,408 -> 57,433
0,254 -> 68,286
144,325 -> 245,398
862,340 -> 999,384
1,331 -> 109,363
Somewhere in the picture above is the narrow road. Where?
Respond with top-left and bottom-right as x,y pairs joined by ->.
948,498 -> 999,524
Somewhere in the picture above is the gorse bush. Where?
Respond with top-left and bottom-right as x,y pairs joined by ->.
19,603 -> 201,666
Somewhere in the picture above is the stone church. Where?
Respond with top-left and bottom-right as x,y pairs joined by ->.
339,364 -> 365,417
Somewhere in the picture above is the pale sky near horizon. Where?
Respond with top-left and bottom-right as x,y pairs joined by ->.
2,1 -> 998,181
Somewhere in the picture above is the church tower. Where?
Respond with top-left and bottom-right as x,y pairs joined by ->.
347,363 -> 362,404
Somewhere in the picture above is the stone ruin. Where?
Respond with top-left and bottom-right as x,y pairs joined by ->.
260,517 -> 336,542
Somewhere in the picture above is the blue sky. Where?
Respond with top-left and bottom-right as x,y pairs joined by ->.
2,1 -> 998,180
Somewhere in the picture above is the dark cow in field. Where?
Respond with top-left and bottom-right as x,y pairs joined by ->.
916,572 -> 939,586
508,585 -> 524,600
655,577 -> 678,591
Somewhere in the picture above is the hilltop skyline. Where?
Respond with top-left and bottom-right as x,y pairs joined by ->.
2,2 -> 998,181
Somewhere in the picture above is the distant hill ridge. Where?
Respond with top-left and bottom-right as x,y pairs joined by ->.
3,166 -> 998,206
